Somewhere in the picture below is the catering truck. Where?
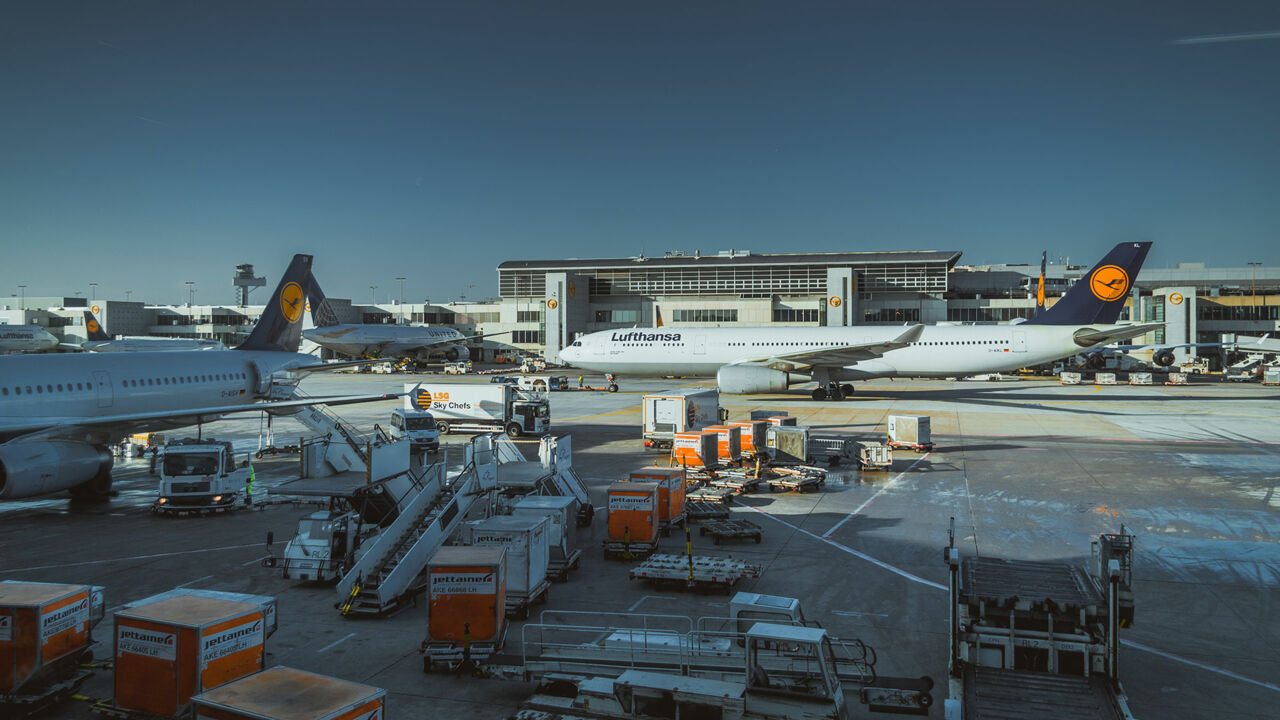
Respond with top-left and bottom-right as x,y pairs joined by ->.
404,383 -> 550,438
641,388 -> 726,449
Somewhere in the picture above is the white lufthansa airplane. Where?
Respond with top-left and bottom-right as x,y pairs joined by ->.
560,242 -> 1161,398
0,255 -> 399,501
76,310 -> 225,352
0,325 -> 59,354
302,279 -> 507,363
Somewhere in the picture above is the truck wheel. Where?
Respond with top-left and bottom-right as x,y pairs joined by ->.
506,423 -> 522,439
608,384 -> 619,393
436,422 -> 450,435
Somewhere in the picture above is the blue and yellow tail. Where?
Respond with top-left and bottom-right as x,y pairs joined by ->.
1024,242 -> 1151,325
235,254 -> 312,352
82,310 -> 111,341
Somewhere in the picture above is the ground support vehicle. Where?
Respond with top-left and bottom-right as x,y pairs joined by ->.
1264,367 -> 1280,385
857,441 -> 893,471
517,375 -> 569,392
405,382 -> 549,438
887,415 -> 933,452
150,438 -> 251,516
443,361 -> 471,374
0,582 -> 104,719
699,519 -> 763,545
943,519 -> 1137,720
388,408 -> 440,454
642,389 -> 724,449
1059,371 -> 1083,385
421,546 -> 510,672
510,621 -> 931,718
685,498 -> 732,521
629,554 -> 763,593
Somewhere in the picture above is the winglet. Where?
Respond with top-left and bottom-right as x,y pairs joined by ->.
235,255 -> 312,352
1023,242 -> 1151,326
83,310 -> 111,341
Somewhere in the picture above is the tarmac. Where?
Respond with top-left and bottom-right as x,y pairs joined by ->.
2,371 -> 1277,719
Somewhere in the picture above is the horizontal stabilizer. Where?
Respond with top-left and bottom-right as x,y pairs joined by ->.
1072,323 -> 1164,348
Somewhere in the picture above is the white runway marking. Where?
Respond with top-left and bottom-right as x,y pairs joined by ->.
822,453 -> 931,538
175,574 -> 214,588
317,632 -> 357,653
0,543 -> 261,573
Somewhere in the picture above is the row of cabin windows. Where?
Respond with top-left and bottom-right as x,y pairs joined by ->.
2,371 -> 247,397
721,339 -> 1009,348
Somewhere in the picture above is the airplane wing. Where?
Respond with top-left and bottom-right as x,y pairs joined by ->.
292,359 -> 389,372
0,392 -> 403,443
1072,323 -> 1164,348
730,325 -> 924,372
393,330 -> 513,356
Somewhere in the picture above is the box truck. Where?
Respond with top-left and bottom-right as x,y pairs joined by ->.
642,389 -> 726,449
404,383 -> 549,438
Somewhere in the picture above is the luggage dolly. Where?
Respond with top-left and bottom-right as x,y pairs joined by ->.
3,668 -> 94,719
686,499 -> 731,521
886,440 -> 934,453
699,519 -> 763,545
420,624 -> 508,675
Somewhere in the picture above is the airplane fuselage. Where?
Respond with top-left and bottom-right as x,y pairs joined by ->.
83,338 -> 224,352
303,324 -> 468,360
561,324 -> 1100,381
0,325 -> 59,353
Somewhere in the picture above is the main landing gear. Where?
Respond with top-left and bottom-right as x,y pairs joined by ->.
811,383 -> 855,401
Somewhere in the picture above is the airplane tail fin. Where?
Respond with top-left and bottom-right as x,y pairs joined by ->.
1023,242 -> 1151,326
235,254 -> 312,352
305,276 -> 341,328
655,306 -> 664,328
83,310 -> 111,341
1033,251 -> 1047,318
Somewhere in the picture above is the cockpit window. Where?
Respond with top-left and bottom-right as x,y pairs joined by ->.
572,341 -> 582,347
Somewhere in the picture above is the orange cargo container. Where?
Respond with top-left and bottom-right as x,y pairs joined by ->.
427,546 -> 507,644
728,420 -> 767,456
193,666 -> 385,720
766,416 -> 797,427
703,425 -> 742,462
115,595 -> 265,717
628,467 -> 686,530
0,581 -> 93,694
607,481 -> 659,545
671,431 -> 717,469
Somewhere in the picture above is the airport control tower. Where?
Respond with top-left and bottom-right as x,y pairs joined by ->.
234,264 -> 266,307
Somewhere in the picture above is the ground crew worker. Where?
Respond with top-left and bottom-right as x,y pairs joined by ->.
578,375 -> 584,389
244,465 -> 255,506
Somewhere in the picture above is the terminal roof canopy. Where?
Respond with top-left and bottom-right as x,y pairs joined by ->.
498,249 -> 962,271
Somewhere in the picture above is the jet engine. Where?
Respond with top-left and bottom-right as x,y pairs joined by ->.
1153,349 -> 1176,367
0,442 -> 113,499
716,365 -> 807,395
444,345 -> 470,362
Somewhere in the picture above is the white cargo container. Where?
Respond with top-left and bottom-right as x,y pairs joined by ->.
1096,372 -> 1118,385
458,515 -> 551,617
1059,372 -> 1083,385
405,383 -> 549,438
642,388 -> 724,449
1128,372 -> 1154,385
512,495 -> 581,581
887,415 -> 932,451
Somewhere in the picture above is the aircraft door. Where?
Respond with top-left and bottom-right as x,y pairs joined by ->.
92,370 -> 114,408
1012,331 -> 1027,353
694,335 -> 707,355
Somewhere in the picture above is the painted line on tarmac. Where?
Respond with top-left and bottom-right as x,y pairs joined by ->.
749,506 -> 1280,694
0,543 -> 262,573
557,408 -> 640,422
744,505 -> 946,591
628,595 -> 679,612
242,555 -> 271,567
175,574 -> 214,588
822,453 -> 931,538
317,632 -> 357,653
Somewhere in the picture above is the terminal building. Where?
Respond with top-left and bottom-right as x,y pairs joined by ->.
3,251 -> 1277,368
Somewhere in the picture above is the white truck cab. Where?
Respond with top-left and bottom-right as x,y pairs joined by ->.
389,408 -> 440,453
151,438 -> 251,515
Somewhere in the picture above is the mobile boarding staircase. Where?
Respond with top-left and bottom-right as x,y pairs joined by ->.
336,435 -> 500,616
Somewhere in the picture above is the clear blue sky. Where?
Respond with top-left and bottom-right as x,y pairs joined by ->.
2,1 -> 1277,304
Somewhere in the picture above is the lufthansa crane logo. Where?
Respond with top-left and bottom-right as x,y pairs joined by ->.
279,282 -> 305,324
1168,292 -> 1184,305
91,305 -> 100,314
87,320 -> 100,333
546,298 -> 558,310
828,296 -> 841,308
1088,265 -> 1129,302
567,281 -> 577,299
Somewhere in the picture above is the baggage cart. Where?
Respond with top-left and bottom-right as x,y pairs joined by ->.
0,582 -> 97,717
603,482 -> 660,561
887,415 -> 933,452
1059,371 -> 1082,385
857,441 -> 893,471
1165,372 -> 1188,385
702,425 -> 742,464
1096,372 -> 1118,385
627,467 -> 686,536
808,434 -> 859,466
727,420 -> 767,457
685,499 -> 731,521
513,495 -> 582,582
423,546 -> 508,670
671,431 -> 718,470
1128,372 -> 1153,385
458,516 -> 551,620
628,554 -> 764,594
1263,367 -> 1280,385
699,519 -> 763,545
764,425 -> 809,465
192,666 -> 385,720
765,467 -> 824,493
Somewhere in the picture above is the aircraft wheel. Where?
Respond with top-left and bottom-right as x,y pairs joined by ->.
841,384 -> 855,397
811,387 -> 828,401
608,384 -> 619,393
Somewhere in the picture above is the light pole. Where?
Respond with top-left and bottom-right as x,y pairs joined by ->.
1248,262 -> 1261,322
89,282 -> 98,302
125,290 -> 132,302
185,281 -> 195,308
395,277 -> 406,324
18,285 -> 26,311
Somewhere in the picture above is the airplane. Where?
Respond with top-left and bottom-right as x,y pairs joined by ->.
0,325 -> 58,354
302,278 -> 508,364
0,255 -> 401,501
75,310 -> 226,352
559,242 -> 1162,398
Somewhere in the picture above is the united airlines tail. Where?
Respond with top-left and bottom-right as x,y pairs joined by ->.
1023,242 -> 1151,326
235,254 -> 312,352
305,276 -> 341,328
82,311 -> 111,341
